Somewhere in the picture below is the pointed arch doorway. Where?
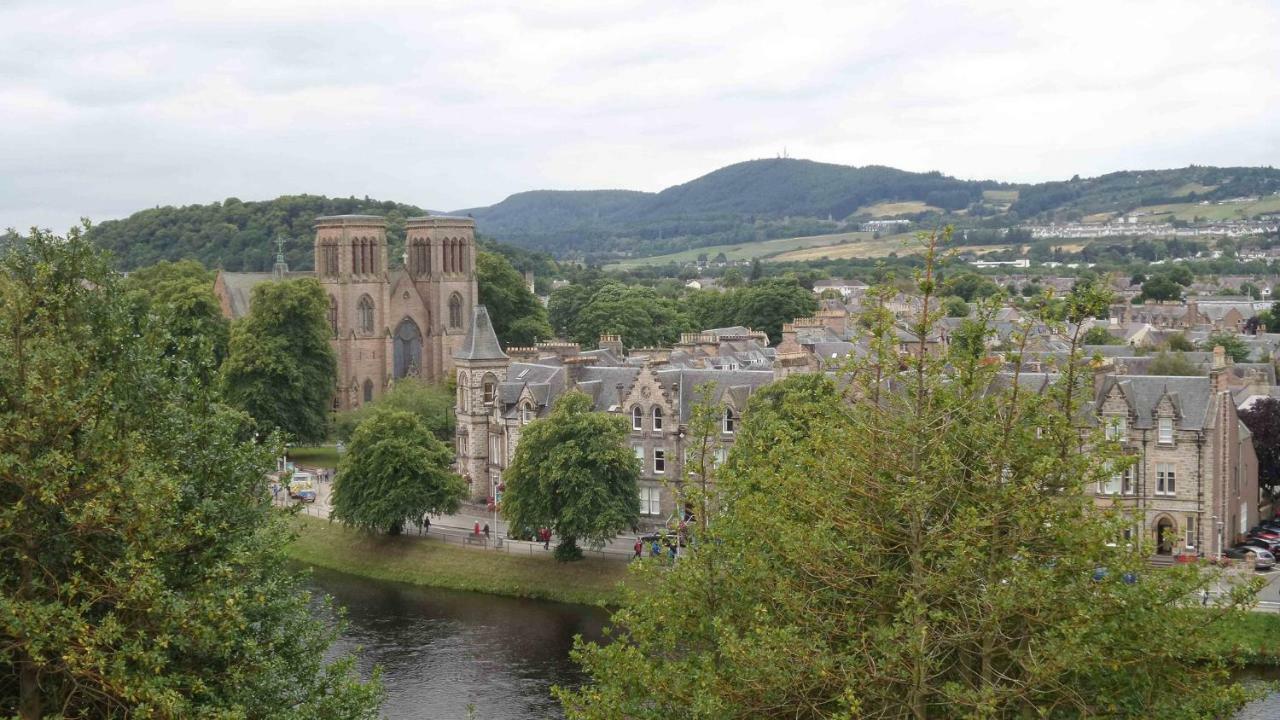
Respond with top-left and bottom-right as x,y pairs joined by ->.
394,318 -> 424,380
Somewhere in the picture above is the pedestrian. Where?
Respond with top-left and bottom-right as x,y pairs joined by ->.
633,539 -> 643,560
422,515 -> 430,535
474,520 -> 481,536
483,523 -> 491,540
668,543 -> 677,561
542,527 -> 551,550
650,540 -> 661,557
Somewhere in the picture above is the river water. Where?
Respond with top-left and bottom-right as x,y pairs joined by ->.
311,566 -> 610,720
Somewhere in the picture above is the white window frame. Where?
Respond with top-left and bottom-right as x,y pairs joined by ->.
1121,466 -> 1134,495
654,449 -> 666,474
1157,417 -> 1174,445
633,444 -> 644,465
521,403 -> 533,425
631,406 -> 643,432
639,486 -> 661,516
1104,415 -> 1127,441
723,407 -> 736,435
1186,515 -> 1197,549
652,406 -> 663,432
1156,463 -> 1176,496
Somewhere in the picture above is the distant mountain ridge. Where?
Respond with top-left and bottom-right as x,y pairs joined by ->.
88,158 -> 1280,270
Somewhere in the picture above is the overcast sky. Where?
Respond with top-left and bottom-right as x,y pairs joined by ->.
3,0 -> 1278,231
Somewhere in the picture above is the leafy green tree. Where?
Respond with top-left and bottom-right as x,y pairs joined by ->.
122,259 -> 230,383
1202,331 -> 1251,363
721,267 -> 745,288
476,250 -> 552,346
0,227 -> 380,719
571,283 -> 691,349
1148,350 -> 1202,376
222,278 -> 337,443
942,295 -> 969,317
1167,332 -> 1196,351
1139,274 -> 1183,303
1082,325 -> 1121,345
331,409 -> 466,535
945,272 -> 999,302
560,234 -> 1256,719
548,282 -> 598,339
333,378 -> 455,443
502,391 -> 640,561
729,278 -> 818,344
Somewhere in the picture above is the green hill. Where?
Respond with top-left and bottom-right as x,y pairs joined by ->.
1010,166 -> 1280,219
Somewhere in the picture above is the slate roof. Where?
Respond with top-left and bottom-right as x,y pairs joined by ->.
1097,375 -> 1214,430
655,368 -> 775,422
454,305 -> 507,361
217,271 -> 313,319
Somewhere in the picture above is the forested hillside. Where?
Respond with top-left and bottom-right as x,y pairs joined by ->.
1011,166 -> 1280,219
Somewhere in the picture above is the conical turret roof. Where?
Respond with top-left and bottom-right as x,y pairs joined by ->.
454,305 -> 507,360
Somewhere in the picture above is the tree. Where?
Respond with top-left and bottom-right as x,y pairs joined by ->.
942,295 -> 970,318
945,272 -> 999,302
1239,397 -> 1280,499
332,377 -> 455,443
502,391 -> 640,561
0,228 -> 380,719
476,250 -> 553,346
721,267 -> 745,288
570,283 -> 691,349
1166,332 -> 1196,351
748,258 -> 763,282
729,279 -> 818,344
559,234 -> 1256,719
222,278 -> 337,443
331,409 -> 466,535
1082,325 -> 1121,345
1139,274 -> 1182,303
1148,350 -> 1202,376
1202,331 -> 1251,363
121,259 -> 230,384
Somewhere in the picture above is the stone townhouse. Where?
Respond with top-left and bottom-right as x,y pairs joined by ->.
215,214 -> 477,410
1091,347 -> 1260,558
454,306 -> 773,525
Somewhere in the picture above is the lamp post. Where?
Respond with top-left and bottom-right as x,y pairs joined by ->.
1212,516 -> 1223,561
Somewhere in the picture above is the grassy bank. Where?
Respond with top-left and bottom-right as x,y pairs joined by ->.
288,446 -> 340,469
1206,611 -> 1280,664
284,514 -> 636,606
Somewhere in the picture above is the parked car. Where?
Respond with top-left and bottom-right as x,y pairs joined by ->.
1225,545 -> 1276,570
1249,528 -> 1280,540
288,472 -> 316,502
1242,538 -> 1280,554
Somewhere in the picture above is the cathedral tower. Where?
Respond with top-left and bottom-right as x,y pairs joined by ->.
454,305 -> 509,501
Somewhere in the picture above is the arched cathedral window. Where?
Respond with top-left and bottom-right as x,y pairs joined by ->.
449,293 -> 463,328
358,295 -> 375,334
328,296 -> 338,336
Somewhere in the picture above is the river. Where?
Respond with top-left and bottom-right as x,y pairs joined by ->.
311,566 -> 610,720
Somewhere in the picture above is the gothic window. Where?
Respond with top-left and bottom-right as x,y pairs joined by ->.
363,379 -> 374,403
521,402 -> 533,425
358,295 -> 375,334
449,293 -> 463,328
350,240 -> 359,274
457,372 -> 468,411
393,318 -> 423,380
482,373 -> 497,405
652,406 -> 663,432
723,407 -> 737,434
632,406 -> 643,432
327,296 -> 338,336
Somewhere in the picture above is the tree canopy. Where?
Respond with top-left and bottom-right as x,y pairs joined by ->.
476,250 -> 553,346
1202,331 -> 1251,363
331,409 -> 466,535
501,391 -> 641,561
559,238 -> 1256,719
121,259 -> 230,384
1239,397 -> 1280,500
0,227 -> 380,719
332,378 -> 455,443
222,278 -> 337,443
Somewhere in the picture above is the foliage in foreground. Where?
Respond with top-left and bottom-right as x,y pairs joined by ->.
0,228 -> 380,718
559,233 -> 1260,719
222,276 -> 337,444
502,391 -> 641,561
331,409 -> 466,535
332,377 -> 456,444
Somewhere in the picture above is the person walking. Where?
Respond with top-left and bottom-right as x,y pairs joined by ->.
632,539 -> 643,560
541,527 -> 551,550
482,523 -> 491,541
422,515 -> 430,535
473,520 -> 481,536
650,540 -> 661,558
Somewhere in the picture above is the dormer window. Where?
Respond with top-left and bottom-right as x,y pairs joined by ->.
652,407 -> 663,432
1104,416 -> 1127,441
520,402 -> 533,425
723,407 -> 736,435
1158,417 -> 1174,445
632,406 -> 643,431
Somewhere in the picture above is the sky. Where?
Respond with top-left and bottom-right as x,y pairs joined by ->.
2,0 -> 1278,231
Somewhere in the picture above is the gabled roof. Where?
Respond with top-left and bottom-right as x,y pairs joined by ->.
454,305 -> 507,361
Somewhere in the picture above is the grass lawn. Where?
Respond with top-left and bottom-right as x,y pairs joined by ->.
1205,611 -> 1280,664
605,231 -> 882,270
288,445 -> 340,469
1134,195 -> 1280,223
285,514 -> 637,606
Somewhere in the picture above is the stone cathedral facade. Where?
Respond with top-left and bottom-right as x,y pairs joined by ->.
214,214 -> 477,411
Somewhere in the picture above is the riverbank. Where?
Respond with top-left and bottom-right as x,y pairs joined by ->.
285,514 -> 638,606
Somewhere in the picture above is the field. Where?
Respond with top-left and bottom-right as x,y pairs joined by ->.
982,189 -> 1020,203
1134,195 -> 1280,222
1171,183 -> 1218,197
605,231 -> 884,270
285,514 -> 636,606
855,200 -> 941,217
771,233 -> 1005,262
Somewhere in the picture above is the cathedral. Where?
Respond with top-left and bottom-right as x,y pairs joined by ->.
214,214 -> 478,411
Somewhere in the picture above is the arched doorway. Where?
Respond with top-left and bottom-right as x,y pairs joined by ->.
394,318 -> 423,380
1155,517 -> 1176,555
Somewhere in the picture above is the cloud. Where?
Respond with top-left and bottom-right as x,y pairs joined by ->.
1,0 -> 1278,232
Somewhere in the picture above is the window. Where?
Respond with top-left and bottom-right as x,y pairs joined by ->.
449,293 -> 463,328
1156,463 -> 1176,496
328,296 -> 338,336
1104,415 -> 1127,441
521,402 -> 533,424
654,449 -> 666,474
639,486 -> 661,516
332,395 -> 340,411
1186,515 -> 1197,549
652,407 -> 663,432
632,406 -> 643,431
363,379 -> 373,403
633,444 -> 644,465
1241,504 -> 1248,535
482,374 -> 496,405
1158,417 -> 1174,445
1121,466 -> 1134,495
723,407 -> 736,434
358,295 -> 375,334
